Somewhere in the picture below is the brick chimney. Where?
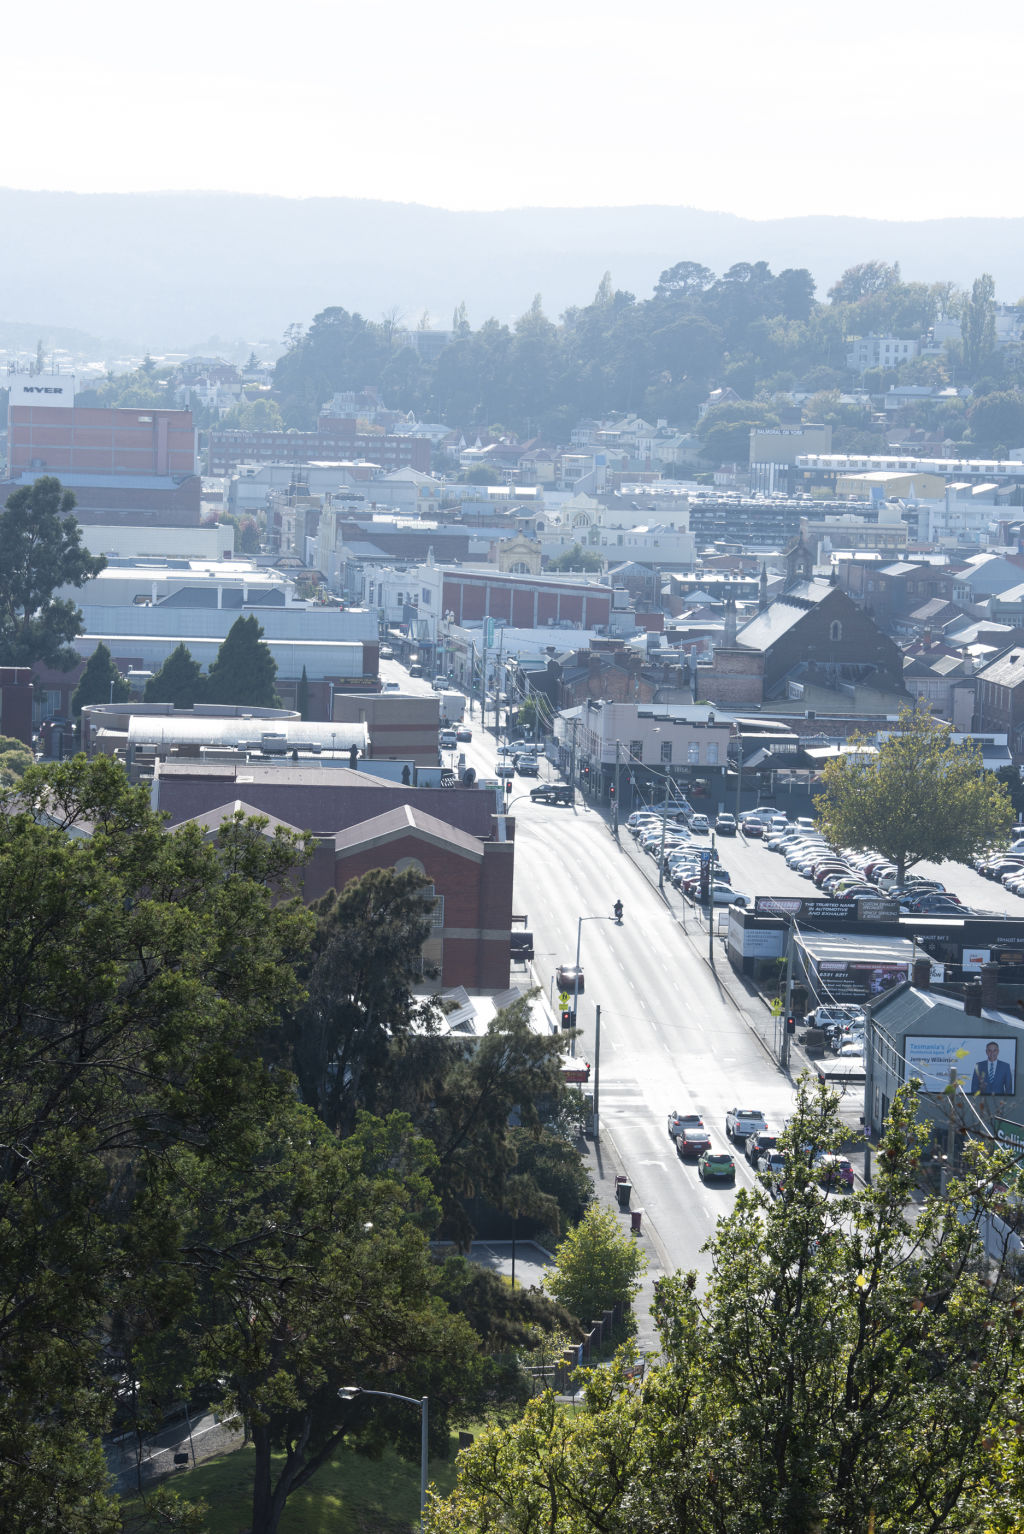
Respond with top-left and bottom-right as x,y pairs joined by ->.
980,962 -> 1001,1012
963,979 -> 983,1018
912,956 -> 931,989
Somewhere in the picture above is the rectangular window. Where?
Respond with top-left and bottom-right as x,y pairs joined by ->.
687,742 -> 699,764
707,743 -> 719,764
661,742 -> 673,764
629,739 -> 643,763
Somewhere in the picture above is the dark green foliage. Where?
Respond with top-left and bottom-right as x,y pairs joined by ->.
204,613 -> 280,707
296,662 -> 310,719
0,756 -> 315,1530
0,733 -> 32,786
143,641 -> 206,707
996,763 -> 1024,816
284,868 -> 438,1134
546,542 -> 603,571
0,476 -> 105,668
70,642 -> 129,714
271,263 -> 1015,448
969,388 -> 1024,453
410,1002 -> 586,1248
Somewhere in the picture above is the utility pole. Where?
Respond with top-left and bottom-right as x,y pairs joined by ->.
734,727 -> 743,820
708,830 -> 717,968
657,775 -> 672,890
781,918 -> 797,1069
593,1004 -> 601,1142
613,741 -> 621,841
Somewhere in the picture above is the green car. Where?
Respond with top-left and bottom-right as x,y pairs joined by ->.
699,1150 -> 736,1183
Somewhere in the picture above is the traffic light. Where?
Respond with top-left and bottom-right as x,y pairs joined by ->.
609,783 -> 616,801
786,1015 -> 796,1035
560,1009 -> 574,1030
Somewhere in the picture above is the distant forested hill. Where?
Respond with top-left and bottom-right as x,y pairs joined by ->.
1,188 -> 1023,353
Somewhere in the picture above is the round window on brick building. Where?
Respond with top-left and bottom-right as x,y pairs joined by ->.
394,857 -> 425,876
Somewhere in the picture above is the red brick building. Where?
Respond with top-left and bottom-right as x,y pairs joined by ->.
178,788 -> 514,990
3,404 -> 201,526
207,419 -> 431,476
9,405 -> 196,478
0,668 -> 33,746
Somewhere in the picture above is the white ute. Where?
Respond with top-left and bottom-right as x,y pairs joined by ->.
725,1107 -> 768,1141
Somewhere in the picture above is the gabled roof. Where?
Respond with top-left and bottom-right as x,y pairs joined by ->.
974,649 -> 1024,689
180,799 -> 307,837
732,582 -> 837,650
333,803 -> 484,861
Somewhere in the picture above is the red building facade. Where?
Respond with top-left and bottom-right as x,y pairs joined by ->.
9,405 -> 197,478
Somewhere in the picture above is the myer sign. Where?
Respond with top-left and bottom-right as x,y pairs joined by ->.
8,375 -> 77,407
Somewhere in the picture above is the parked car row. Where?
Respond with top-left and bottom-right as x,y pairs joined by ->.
974,838 -> 1024,897
626,811 -> 750,907
755,822 -> 976,917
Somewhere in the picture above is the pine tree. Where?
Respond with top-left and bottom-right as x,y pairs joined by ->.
205,615 -> 280,707
71,643 -> 129,715
296,664 -> 310,720
143,641 -> 206,707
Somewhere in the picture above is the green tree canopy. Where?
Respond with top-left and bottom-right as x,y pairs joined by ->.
546,542 -> 604,572
143,640 -> 206,707
0,476 -> 106,668
70,641 -> 129,714
962,272 -> 998,376
429,1077 -> 1024,1534
0,756 -> 315,1529
176,1107 -> 483,1534
216,395 -> 285,433
204,613 -> 280,707
814,702 -> 1013,882
969,389 -> 1024,453
284,868 -> 439,1134
996,763 -> 1024,818
542,1204 -> 646,1324
0,734 -> 32,786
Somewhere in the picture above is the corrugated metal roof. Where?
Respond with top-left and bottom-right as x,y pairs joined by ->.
127,716 -> 368,752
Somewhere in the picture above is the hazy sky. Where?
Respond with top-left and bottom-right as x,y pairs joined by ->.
5,0 -> 1018,220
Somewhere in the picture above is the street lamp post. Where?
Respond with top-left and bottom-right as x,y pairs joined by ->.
572,913 -> 618,1057
338,1386 -> 429,1529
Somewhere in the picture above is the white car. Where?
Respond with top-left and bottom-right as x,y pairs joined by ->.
689,813 -> 710,834
726,1107 -> 768,1141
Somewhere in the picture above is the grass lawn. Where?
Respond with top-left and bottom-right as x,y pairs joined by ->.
123,1434 -> 467,1534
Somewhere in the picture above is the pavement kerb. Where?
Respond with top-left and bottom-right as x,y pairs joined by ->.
581,1119 -> 667,1360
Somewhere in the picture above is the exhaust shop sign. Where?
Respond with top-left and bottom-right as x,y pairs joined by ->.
814,959 -> 909,1002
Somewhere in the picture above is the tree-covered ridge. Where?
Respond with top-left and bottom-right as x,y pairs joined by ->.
272,260 -> 1017,439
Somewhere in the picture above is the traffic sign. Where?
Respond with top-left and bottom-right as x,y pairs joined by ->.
770,997 -> 782,1018
558,991 -> 571,1010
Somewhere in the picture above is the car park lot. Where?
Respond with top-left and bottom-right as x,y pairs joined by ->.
720,820 -> 1024,918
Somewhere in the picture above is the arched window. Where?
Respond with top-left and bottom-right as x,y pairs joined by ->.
830,620 -> 842,642
394,856 -> 425,877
